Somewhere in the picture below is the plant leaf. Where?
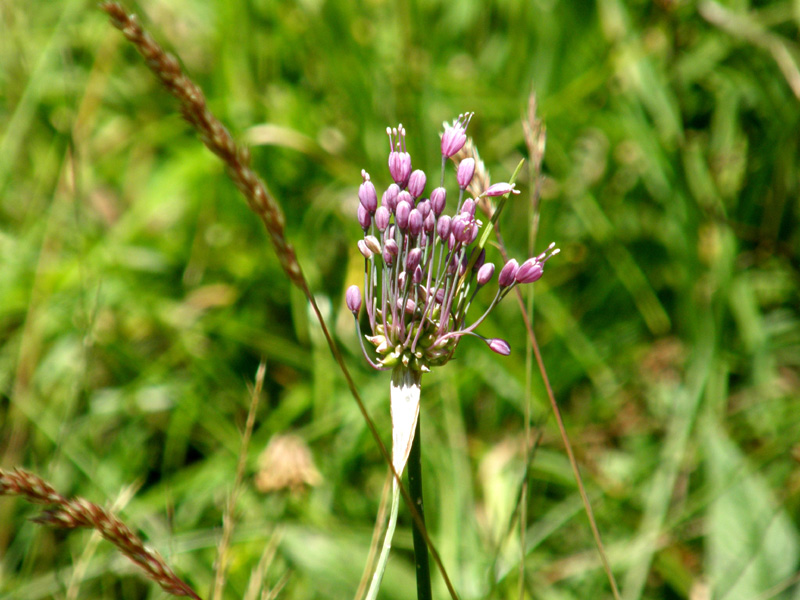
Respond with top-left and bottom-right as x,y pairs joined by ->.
390,365 -> 422,484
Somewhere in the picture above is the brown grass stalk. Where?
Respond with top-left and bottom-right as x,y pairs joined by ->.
0,467 -> 201,599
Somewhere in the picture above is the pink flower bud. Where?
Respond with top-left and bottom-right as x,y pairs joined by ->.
456,158 -> 475,189
487,338 -> 511,356
417,199 -> 431,219
375,206 -> 391,232
384,239 -> 399,256
483,182 -> 519,197
408,169 -> 427,198
441,112 -> 473,158
460,198 -> 476,218
382,184 -> 400,211
413,265 -> 423,284
357,203 -> 371,231
430,187 -> 447,215
437,215 -> 452,240
389,151 -> 411,187
345,285 -> 362,314
396,200 -> 411,230
515,258 -> 544,284
423,211 -> 435,233
498,259 -> 519,287
406,248 -> 423,271
358,172 -> 378,213
477,262 -> 495,285
408,208 -> 423,236
357,239 -> 372,258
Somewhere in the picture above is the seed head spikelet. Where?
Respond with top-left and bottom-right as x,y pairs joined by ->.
1,468 -> 201,599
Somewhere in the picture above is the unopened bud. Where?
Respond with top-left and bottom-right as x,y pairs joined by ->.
487,338 -> 511,356
498,259 -> 519,287
457,158 -> 475,189
359,172 -> 378,213
365,235 -> 381,255
408,169 -> 427,198
483,182 -> 519,197
357,239 -> 372,258
375,206 -> 391,231
345,285 -> 362,315
515,258 -> 544,284
357,203 -> 371,231
477,262 -> 495,285
431,187 -> 447,215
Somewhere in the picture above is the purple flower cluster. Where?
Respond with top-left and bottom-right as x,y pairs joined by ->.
346,114 -> 558,373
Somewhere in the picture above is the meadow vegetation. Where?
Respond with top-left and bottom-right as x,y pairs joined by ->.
1,0 -> 799,599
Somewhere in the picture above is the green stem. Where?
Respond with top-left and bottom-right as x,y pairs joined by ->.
365,480 -> 400,600
408,417 -> 432,600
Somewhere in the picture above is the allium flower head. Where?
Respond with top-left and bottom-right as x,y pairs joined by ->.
347,115 -> 558,373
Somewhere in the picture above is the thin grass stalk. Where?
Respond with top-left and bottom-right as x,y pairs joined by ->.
212,361 -> 266,600
519,90 -> 544,599
408,418 -> 432,600
354,473 -> 392,600
0,468 -> 201,599
500,251 -> 622,600
243,529 -> 283,600
476,92 -> 621,600
365,484 -> 401,600
99,4 -> 458,598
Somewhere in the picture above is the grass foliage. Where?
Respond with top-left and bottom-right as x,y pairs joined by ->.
2,0 -> 800,598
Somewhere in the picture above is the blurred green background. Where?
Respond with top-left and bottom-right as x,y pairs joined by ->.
1,0 -> 799,598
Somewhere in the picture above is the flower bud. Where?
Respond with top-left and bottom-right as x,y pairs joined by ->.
397,190 -> 413,207
408,169 -> 427,198
357,239 -> 372,258
487,338 -> 511,356
359,172 -> 378,213
515,258 -> 544,284
384,239 -> 399,256
474,248 -> 486,271
413,265 -> 423,284
382,184 -> 400,211
452,215 -> 471,243
423,211 -> 435,233
430,187 -> 447,215
483,182 -> 519,197
417,199 -> 431,219
406,248 -> 423,271
383,248 -> 394,265
375,206 -> 391,232
357,203 -> 371,231
345,285 -> 362,315
389,151 -> 411,187
460,198 -> 476,218
498,259 -> 519,287
436,215 -> 451,240
408,208 -> 423,235
364,235 -> 381,255
441,112 -> 473,158
457,158 -> 475,189
396,200 -> 411,230
466,221 -> 480,244
477,262 -> 495,285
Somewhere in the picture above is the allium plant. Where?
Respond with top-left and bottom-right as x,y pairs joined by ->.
346,114 -> 558,599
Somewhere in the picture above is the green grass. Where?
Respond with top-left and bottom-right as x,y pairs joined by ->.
2,0 -> 800,599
